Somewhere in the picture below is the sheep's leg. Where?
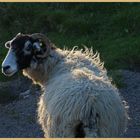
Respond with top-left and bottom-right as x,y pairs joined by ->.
44,118 -> 88,138
46,120 -> 99,138
74,122 -> 85,137
82,112 -> 100,137
44,120 -> 76,137
83,127 -> 98,137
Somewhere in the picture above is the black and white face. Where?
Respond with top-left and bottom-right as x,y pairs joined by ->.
2,33 -> 46,76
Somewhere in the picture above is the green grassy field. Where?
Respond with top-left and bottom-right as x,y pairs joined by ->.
0,3 -> 140,85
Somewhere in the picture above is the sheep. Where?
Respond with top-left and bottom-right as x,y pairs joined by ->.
1,33 -> 128,138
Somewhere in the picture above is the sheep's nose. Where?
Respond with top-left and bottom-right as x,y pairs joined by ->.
2,65 -> 11,72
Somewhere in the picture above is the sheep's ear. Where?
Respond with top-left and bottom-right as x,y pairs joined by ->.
16,32 -> 21,36
15,32 -> 22,38
5,41 -> 10,48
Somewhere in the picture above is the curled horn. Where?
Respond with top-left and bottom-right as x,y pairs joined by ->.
30,33 -> 51,45
30,33 -> 52,58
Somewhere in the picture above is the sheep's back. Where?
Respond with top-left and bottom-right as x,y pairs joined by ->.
41,67 -> 127,137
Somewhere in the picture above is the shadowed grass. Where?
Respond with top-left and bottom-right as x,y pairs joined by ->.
0,3 -> 140,87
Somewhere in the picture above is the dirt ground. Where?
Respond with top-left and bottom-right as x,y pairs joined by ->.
0,70 -> 139,138
119,70 -> 140,137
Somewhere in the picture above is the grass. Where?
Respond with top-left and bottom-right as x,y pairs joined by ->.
108,70 -> 126,88
0,3 -> 140,87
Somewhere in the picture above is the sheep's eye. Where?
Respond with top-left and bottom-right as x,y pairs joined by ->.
40,42 -> 43,46
24,41 -> 32,51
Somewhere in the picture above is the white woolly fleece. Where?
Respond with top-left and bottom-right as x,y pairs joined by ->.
23,47 -> 128,138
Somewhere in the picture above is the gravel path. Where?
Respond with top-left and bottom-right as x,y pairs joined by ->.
0,70 -> 139,137
0,92 -> 44,137
119,70 -> 140,137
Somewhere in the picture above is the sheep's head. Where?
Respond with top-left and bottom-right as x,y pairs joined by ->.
2,33 -> 53,76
